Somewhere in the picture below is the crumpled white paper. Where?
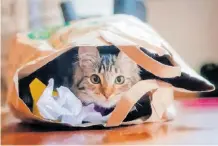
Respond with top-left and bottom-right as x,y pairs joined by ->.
37,79 -> 109,125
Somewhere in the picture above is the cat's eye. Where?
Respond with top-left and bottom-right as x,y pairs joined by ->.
90,74 -> 101,84
115,76 -> 125,84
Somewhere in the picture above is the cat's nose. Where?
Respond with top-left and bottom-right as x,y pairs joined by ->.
103,87 -> 114,99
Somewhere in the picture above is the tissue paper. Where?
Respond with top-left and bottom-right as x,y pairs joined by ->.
37,78 -> 109,125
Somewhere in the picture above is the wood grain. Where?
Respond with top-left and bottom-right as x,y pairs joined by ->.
1,98 -> 218,145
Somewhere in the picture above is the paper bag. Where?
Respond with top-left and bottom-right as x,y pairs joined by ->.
6,15 -> 214,127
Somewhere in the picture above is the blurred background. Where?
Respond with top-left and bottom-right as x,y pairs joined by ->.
1,0 -> 218,106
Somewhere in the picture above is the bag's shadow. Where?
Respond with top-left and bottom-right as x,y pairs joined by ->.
15,121 -> 131,132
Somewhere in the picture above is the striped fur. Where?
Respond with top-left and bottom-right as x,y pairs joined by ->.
71,47 -> 141,108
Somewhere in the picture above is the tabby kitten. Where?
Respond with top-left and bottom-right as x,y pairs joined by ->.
71,46 -> 141,109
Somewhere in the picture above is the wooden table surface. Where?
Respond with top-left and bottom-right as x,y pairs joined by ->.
1,98 -> 218,145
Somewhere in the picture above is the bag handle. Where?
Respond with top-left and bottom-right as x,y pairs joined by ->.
106,80 -> 173,127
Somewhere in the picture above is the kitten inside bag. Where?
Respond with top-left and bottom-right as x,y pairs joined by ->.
18,46 -> 155,126
7,15 -> 214,127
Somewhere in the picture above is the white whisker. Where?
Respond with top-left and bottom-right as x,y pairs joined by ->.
136,103 -> 143,107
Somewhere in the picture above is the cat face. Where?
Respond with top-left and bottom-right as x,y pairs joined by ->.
72,46 -> 141,108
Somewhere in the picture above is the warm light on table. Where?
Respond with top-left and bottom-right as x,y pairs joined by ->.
1,98 -> 218,145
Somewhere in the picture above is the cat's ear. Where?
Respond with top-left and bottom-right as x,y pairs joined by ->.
78,46 -> 100,70
78,46 -> 100,58
117,51 -> 139,72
